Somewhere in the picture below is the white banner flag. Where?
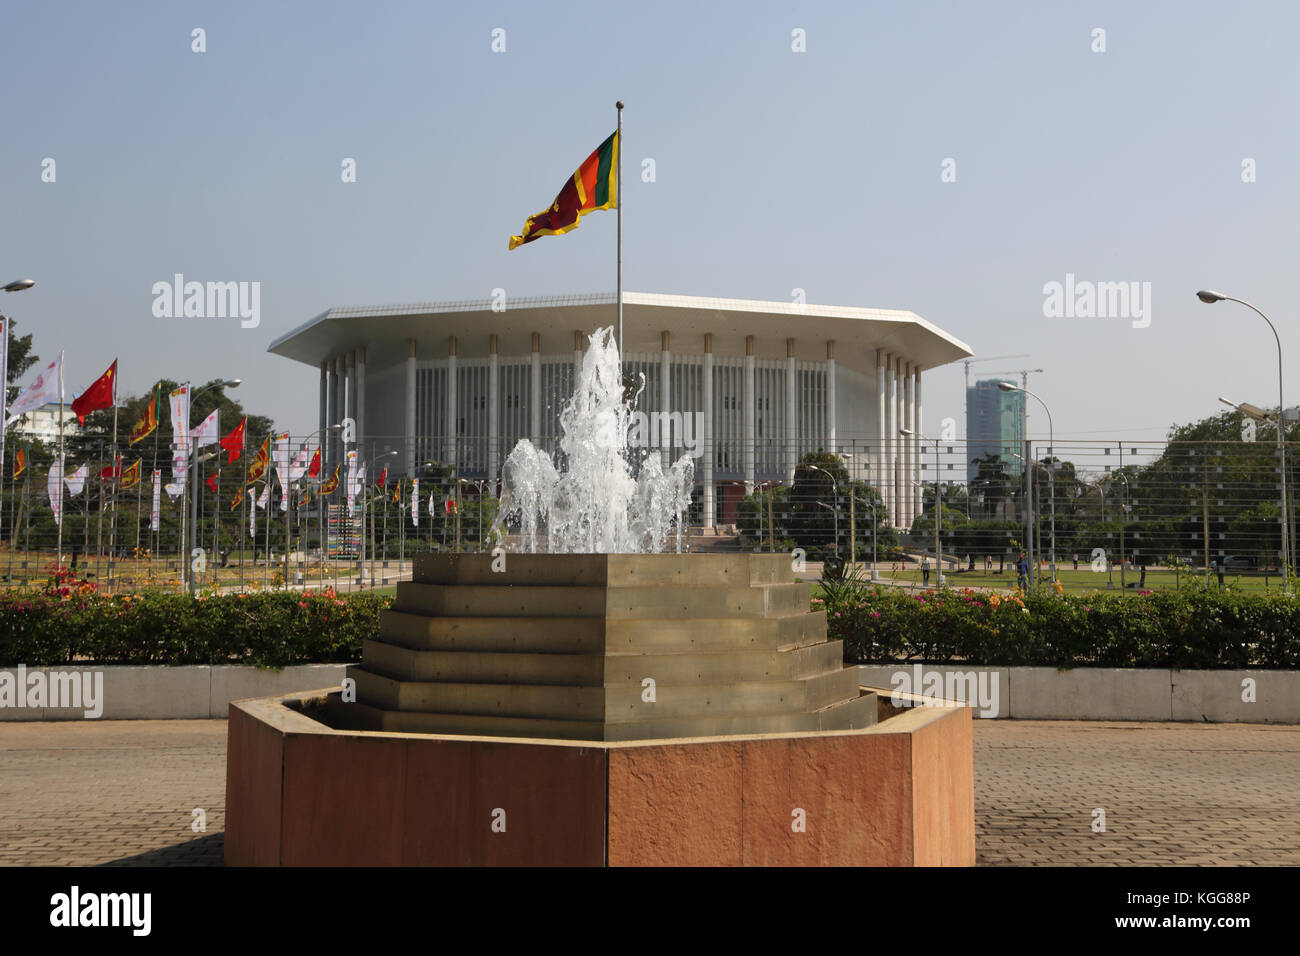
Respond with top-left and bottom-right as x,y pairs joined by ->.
64,463 -> 88,497
48,455 -> 63,525
0,318 -> 8,469
151,470 -> 162,531
249,488 -> 258,536
6,352 -> 63,427
428,491 -> 435,520
411,478 -> 419,528
282,444 -> 311,510
169,385 -> 191,486
257,483 -> 270,510
190,409 -> 219,449
345,450 -> 360,517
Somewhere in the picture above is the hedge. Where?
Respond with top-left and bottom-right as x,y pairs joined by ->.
819,579 -> 1300,669
0,579 -> 388,668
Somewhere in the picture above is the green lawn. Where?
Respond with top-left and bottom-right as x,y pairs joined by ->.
858,564 -> 1285,594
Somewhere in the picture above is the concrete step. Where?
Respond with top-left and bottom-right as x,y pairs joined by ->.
376,609 -> 829,655
361,638 -> 845,687
352,663 -> 861,724
333,691 -> 878,741
392,580 -> 811,620
378,610 -> 606,653
411,552 -> 797,588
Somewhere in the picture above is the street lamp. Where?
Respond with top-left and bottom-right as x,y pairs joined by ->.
804,463 -> 840,557
901,427 -> 943,586
187,379 -> 240,593
1198,290 -> 1289,590
999,381 -> 1057,587
2,279 -> 35,292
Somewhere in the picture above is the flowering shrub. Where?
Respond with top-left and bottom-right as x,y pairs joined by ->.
821,578 -> 1300,668
0,581 -> 390,668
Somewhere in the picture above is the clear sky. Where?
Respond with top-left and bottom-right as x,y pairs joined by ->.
4,0 -> 1299,449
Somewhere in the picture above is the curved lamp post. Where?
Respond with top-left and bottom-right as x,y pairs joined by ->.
999,381 -> 1056,587
1198,290 -> 1288,591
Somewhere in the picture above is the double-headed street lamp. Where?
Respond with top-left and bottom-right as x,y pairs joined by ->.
803,463 -> 841,556
1198,290 -> 1288,591
999,381 -> 1057,586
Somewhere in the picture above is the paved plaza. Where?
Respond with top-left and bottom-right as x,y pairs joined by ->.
0,718 -> 1296,866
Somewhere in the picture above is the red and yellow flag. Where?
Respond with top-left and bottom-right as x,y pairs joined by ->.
129,383 -> 161,446
508,131 -> 618,250
320,464 -> 340,495
12,449 -> 26,479
120,459 -> 141,489
220,417 -> 246,464
71,359 -> 117,426
230,488 -> 243,511
246,437 -> 269,484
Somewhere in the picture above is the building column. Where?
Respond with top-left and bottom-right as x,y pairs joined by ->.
445,336 -> 457,468
530,332 -> 541,443
488,335 -> 500,490
903,362 -> 914,529
343,352 -> 354,460
877,349 -> 887,524
894,357 -> 905,528
786,338 -> 797,482
826,341 -> 836,455
661,331 -> 672,469
744,335 -> 755,495
320,361 -> 332,467
356,346 -> 367,459
334,357 -> 345,468
405,338 -> 416,476
573,329 -> 583,377
702,333 -> 714,530
913,367 -> 923,528
885,353 -> 897,526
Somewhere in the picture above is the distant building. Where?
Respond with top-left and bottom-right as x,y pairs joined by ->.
269,291 -> 974,528
966,379 -> 1023,483
10,402 -> 82,444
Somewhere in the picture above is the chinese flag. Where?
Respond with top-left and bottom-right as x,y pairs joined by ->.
377,467 -> 387,489
221,418 -> 246,464
99,457 -> 121,479
71,359 -> 117,426
307,447 -> 321,479
206,473 -> 218,493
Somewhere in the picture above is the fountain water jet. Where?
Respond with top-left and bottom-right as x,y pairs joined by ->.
496,326 -> 694,554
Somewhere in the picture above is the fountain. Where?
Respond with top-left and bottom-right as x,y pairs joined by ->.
224,328 -> 975,866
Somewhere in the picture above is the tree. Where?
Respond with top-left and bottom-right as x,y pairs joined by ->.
3,317 -> 38,403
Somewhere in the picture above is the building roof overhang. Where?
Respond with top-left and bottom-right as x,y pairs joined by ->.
268,291 -> 973,376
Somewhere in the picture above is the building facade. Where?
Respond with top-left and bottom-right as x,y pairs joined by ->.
965,379 -> 1025,483
269,292 -> 973,528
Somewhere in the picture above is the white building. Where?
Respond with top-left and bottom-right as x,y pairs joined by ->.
10,401 -> 82,444
268,292 -> 972,527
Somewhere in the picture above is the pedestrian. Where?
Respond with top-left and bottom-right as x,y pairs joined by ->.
1139,561 -> 1147,589
1015,552 -> 1028,590
921,556 -> 930,587
1072,553 -> 1079,571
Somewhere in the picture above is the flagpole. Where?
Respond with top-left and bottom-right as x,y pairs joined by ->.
56,359 -> 64,566
616,100 -> 624,367
108,361 -> 119,587
239,432 -> 248,592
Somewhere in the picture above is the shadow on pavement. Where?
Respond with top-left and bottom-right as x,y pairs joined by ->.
100,833 -> 225,866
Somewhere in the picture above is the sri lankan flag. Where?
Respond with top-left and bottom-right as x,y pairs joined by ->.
129,383 -> 161,446
246,438 -> 269,484
12,449 -> 25,479
120,459 -> 142,489
509,131 -> 618,250
320,464 -> 340,495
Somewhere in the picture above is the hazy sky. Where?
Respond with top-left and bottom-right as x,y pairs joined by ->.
4,0 -> 1299,454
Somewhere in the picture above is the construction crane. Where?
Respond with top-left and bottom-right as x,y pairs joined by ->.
963,354 -> 1031,393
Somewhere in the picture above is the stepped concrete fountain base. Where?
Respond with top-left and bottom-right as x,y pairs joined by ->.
224,553 -> 975,866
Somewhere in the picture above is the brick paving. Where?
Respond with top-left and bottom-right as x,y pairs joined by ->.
0,718 -> 1296,865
